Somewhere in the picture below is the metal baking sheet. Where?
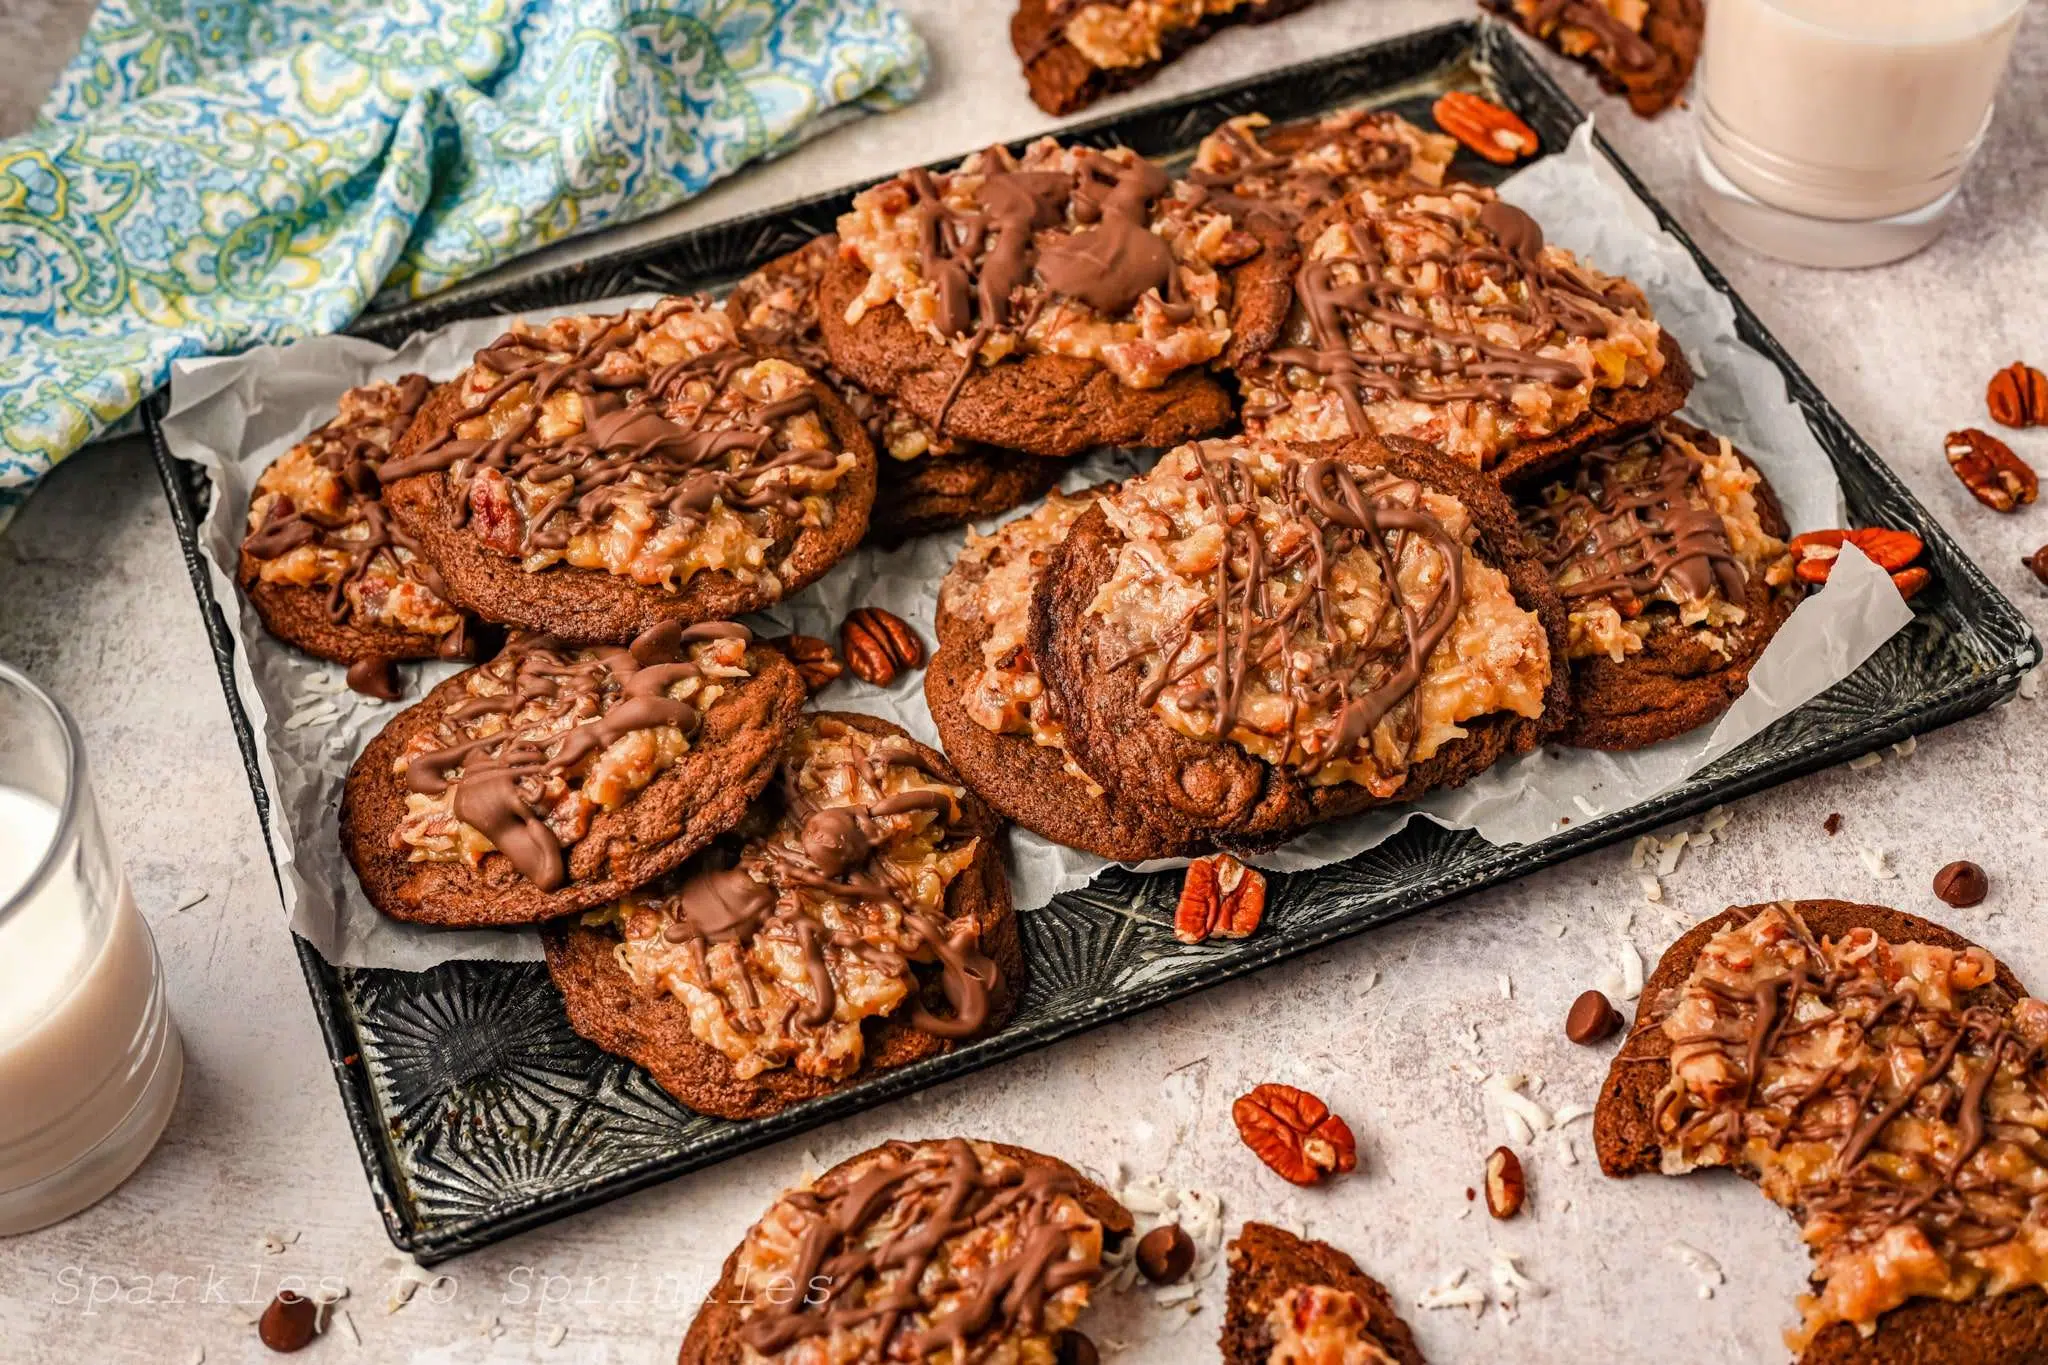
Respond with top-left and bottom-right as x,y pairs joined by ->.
146,18 -> 2040,1262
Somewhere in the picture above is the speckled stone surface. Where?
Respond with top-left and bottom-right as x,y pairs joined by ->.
1,2 -> 2045,1361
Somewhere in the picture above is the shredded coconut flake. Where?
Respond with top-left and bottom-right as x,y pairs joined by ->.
1153,1282 -> 1201,1307
1551,1102 -> 1594,1126
285,703 -> 340,730
1656,832 -> 1689,877
1483,1073 -> 1552,1143
1619,940 -> 1645,1000
1891,735 -> 1917,759
1497,973 -> 1513,1001
544,1324 -> 568,1349
1418,1267 -> 1488,1315
1847,751 -> 1882,771
1640,874 -> 1662,904
1701,806 -> 1730,836
1490,1249 -> 1546,1317
1856,843 -> 1897,880
1665,1240 -> 1725,1299
2021,669 -> 2040,701
1629,836 -> 1653,870
1357,969 -> 1379,996
1573,794 -> 1599,817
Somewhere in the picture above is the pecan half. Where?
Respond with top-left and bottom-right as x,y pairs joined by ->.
1484,1146 -> 1527,1219
1789,527 -> 1928,600
1173,853 -> 1267,944
766,633 -> 844,693
1233,1083 -> 1358,1186
1946,428 -> 2038,512
839,607 -> 925,686
1988,362 -> 2048,429
1432,91 -> 1540,165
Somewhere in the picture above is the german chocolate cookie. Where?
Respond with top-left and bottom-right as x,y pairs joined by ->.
238,375 -> 477,669
1519,419 -> 1798,750
543,712 -> 1019,1120
381,296 -> 877,645
1483,0 -> 1705,118
819,138 -> 1296,458
340,622 -> 804,927
930,486 -> 1205,861
1035,436 -> 1570,851
679,1137 -> 1130,1364
1595,900 -> 2048,1364
1236,185 -> 1691,483
726,236 -> 1057,542
1223,1222 -> 1425,1365
1012,0 -> 1318,117
1185,109 -> 1460,232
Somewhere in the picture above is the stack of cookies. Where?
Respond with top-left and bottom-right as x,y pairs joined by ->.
236,96 -> 1800,1123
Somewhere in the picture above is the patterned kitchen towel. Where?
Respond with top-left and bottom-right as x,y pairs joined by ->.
0,0 -> 929,528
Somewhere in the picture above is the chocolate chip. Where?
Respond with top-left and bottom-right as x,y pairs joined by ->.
1566,989 -> 1621,1045
345,654 -> 403,701
1823,812 -> 1843,836
1933,860 -> 1989,908
1054,1329 -> 1100,1365
1135,1223 -> 1197,1284
258,1292 -> 319,1353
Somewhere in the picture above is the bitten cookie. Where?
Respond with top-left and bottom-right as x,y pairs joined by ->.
1033,436 -> 1571,851
930,485 -> 1206,861
820,138 -> 1295,458
1012,0 -> 1319,116
1483,0 -> 1705,118
1595,899 -> 2048,1363
237,375 -> 478,673
542,712 -> 1020,1120
1235,185 -> 1691,483
380,295 -> 876,644
1517,418 -> 1798,749
678,1137 -> 1131,1364
340,622 -> 804,927
726,236 -> 1058,542
1185,109 -> 1460,232
1224,1222 -> 1426,1365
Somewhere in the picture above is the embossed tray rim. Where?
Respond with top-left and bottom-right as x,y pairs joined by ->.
145,18 -> 2040,1262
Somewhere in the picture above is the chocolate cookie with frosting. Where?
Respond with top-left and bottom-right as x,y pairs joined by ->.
1223,1222 -> 1425,1365
1186,109 -> 1461,234
930,485 -> 1205,861
1235,184 -> 1692,484
725,235 -> 1059,543
340,622 -> 805,927
238,375 -> 479,682
380,296 -> 877,645
1483,0 -> 1705,119
819,138 -> 1296,459
679,1137 -> 1130,1364
1595,900 -> 2048,1364
1012,0 -> 1319,117
542,712 -> 1019,1120
1034,436 -> 1571,850
1519,418 -> 1798,750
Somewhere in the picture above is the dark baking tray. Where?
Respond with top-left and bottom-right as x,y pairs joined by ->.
147,18 -> 2040,1262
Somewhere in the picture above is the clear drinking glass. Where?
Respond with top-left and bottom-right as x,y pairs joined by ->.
0,660 -> 183,1235
1693,0 -> 2027,268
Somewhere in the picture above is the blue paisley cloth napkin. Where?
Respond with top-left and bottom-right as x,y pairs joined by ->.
0,0 -> 929,527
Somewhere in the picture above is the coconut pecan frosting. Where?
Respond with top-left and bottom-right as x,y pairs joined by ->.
1655,904 -> 2048,1348
380,296 -> 858,594
596,715 -> 1000,1082
1091,440 -> 1552,793
731,1138 -> 1109,1363
1240,188 -> 1668,469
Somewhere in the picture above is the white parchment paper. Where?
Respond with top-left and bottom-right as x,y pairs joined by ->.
162,125 -> 1912,970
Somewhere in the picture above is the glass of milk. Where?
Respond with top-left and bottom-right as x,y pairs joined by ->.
0,661 -> 183,1235
1694,0 -> 2027,267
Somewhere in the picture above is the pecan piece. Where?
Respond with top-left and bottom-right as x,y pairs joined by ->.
1483,1146 -> 1527,1220
766,633 -> 844,693
1173,853 -> 1267,944
1233,1083 -> 1358,1186
1431,91 -> 1540,165
839,607 -> 925,686
1988,361 -> 2048,429
1889,566 -> 1932,601
1946,428 -> 2038,512
2025,545 -> 2048,588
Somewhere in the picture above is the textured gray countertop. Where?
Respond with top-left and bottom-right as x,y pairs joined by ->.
2,1 -> 2046,1361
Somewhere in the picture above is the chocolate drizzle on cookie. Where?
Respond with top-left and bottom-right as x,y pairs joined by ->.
1518,0 -> 1658,71
403,620 -> 750,890
648,718 -> 1000,1053
1654,905 -> 2048,1339
1264,195 -> 1626,438
378,299 -> 841,558
241,375 -> 468,661
1186,116 -> 1413,226
1523,426 -> 1745,607
1117,445 -> 1465,778
739,1138 -> 1101,1358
